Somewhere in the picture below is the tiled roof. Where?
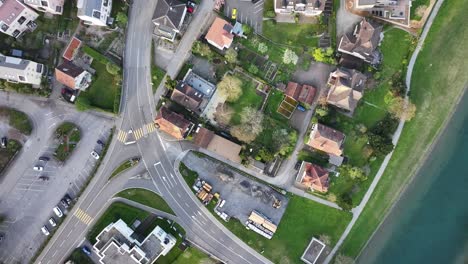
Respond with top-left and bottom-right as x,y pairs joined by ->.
285,82 -> 317,105
205,17 -> 233,50
63,37 -> 82,61
307,123 -> 345,156
171,83 -> 203,112
55,61 -> 85,89
193,127 -> 214,148
327,68 -> 366,112
154,107 -> 192,139
152,0 -> 186,30
300,162 -> 329,192
338,18 -> 383,62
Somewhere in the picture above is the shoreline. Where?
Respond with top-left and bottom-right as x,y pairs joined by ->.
356,84 -> 468,260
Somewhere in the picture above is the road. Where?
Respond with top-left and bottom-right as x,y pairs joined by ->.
35,0 -> 272,263
323,0 -> 447,262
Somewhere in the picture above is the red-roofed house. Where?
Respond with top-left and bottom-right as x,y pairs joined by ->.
55,61 -> 92,90
296,162 -> 329,193
205,17 -> 234,50
63,37 -> 82,61
154,107 -> 194,139
193,127 -> 242,163
307,123 -> 345,156
285,82 -> 317,106
0,0 -> 38,38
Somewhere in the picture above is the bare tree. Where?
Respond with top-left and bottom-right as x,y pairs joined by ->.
214,103 -> 234,126
388,96 -> 417,121
231,107 -> 264,143
217,75 -> 243,102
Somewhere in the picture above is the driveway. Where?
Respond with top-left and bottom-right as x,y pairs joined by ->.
225,0 -> 264,33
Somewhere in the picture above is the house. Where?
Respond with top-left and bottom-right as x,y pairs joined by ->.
0,53 -> 44,86
55,61 -> 92,90
274,0 -> 326,16
354,0 -> 408,23
0,0 -> 38,38
205,17 -> 234,50
154,107 -> 193,139
326,67 -> 367,113
152,0 -> 187,42
63,37 -> 82,61
171,69 -> 216,114
307,123 -> 345,157
24,0 -> 64,15
77,0 -> 112,27
338,18 -> 383,64
285,82 -> 317,106
93,219 -> 176,264
296,162 -> 329,192
193,127 -> 242,163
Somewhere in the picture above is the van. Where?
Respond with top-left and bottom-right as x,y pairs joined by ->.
53,206 -> 63,218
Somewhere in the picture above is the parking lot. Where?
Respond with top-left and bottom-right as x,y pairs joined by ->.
224,0 -> 265,33
182,152 -> 289,225
0,113 -> 112,264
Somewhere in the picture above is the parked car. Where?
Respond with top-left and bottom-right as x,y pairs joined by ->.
41,226 -> 50,236
39,156 -> 50,162
63,194 -> 72,205
0,233 -> 4,242
297,105 -> 306,112
33,166 -> 43,171
82,246 -> 92,256
60,199 -> 69,209
186,1 -> 196,13
61,88 -> 77,103
97,140 -> 104,147
53,206 -> 63,218
48,218 -> 56,227
231,8 -> 237,19
90,150 -> 100,160
38,176 -> 49,181
1,137 -> 7,148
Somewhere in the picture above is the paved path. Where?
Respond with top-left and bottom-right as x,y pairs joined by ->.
323,0 -> 446,262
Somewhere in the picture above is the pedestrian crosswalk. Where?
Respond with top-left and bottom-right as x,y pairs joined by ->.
117,123 -> 158,144
74,208 -> 93,225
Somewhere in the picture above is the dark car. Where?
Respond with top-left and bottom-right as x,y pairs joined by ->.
60,199 -> 69,209
97,140 -> 105,147
39,176 -> 49,181
82,246 -> 92,256
39,156 -> 50,162
1,137 -> 7,148
61,88 -> 77,103
63,194 -> 72,205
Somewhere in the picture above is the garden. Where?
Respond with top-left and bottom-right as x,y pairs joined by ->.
53,122 -> 81,162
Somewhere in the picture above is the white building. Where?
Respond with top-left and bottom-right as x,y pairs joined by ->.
0,0 -> 39,38
93,219 -> 177,264
77,0 -> 112,27
274,0 -> 326,16
0,53 -> 44,86
24,0 -> 64,15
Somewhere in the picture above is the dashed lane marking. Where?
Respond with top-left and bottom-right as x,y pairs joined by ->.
74,208 -> 93,225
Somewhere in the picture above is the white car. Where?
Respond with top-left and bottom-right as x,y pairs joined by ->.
53,206 -> 63,218
48,218 -> 56,227
90,151 -> 100,160
41,226 -> 50,236
33,166 -> 43,171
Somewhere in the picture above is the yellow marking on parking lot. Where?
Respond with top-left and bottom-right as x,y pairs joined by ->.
117,130 -> 127,143
74,208 -> 93,225
134,127 -> 144,140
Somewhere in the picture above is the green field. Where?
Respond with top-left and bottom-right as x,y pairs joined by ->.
262,21 -> 322,48
264,90 -> 288,121
115,188 -> 175,215
171,247 -> 215,264
340,0 -> 468,257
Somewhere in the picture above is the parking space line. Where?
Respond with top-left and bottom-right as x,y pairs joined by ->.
14,188 -> 44,192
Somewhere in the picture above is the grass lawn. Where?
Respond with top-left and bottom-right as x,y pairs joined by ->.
54,122 -> 81,162
0,139 -> 21,175
171,246 -> 215,264
227,75 -> 263,125
115,188 -> 175,215
0,107 -> 32,135
298,149 -> 329,167
410,0 -> 431,20
262,21 -> 322,48
109,158 -> 140,178
66,248 -> 93,264
340,0 -> 468,257
264,90 -> 289,122
179,162 -> 199,188
151,64 -> 166,93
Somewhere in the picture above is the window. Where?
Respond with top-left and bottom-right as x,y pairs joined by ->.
55,6 -> 62,13
18,76 -> 26,81
17,16 -> 26,25
12,30 -> 20,38
41,0 -> 48,7
0,23 -> 8,32
92,10 -> 101,18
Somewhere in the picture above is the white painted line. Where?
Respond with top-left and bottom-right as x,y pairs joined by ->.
177,192 -> 182,198
185,202 -> 190,208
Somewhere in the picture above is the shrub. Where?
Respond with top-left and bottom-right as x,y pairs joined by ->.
258,42 -> 268,54
283,49 -> 298,65
265,11 -> 276,18
248,64 -> 259,74
106,62 -> 120,75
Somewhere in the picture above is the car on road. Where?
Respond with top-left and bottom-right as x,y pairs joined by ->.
53,206 -> 63,218
64,194 -> 72,205
82,246 -> 92,256
90,150 -> 100,160
1,137 -> 7,148
38,176 -> 49,181
41,226 -> 50,236
33,166 -> 43,171
231,8 -> 237,19
60,199 -> 69,209
39,156 -> 50,162
48,218 -> 56,227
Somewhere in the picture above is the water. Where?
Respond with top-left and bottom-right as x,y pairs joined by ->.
357,90 -> 468,264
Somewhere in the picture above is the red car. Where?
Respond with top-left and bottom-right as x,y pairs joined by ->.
187,1 -> 196,13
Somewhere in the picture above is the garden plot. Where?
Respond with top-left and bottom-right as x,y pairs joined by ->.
277,96 -> 298,119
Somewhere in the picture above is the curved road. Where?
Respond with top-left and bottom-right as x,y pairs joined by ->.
36,0 -> 271,263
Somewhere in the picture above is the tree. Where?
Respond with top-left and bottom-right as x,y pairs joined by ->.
76,97 -> 91,111
165,77 -> 177,90
337,192 -> 353,211
248,64 -> 259,74
283,49 -> 298,65
225,48 -> 238,64
192,41 -> 213,58
255,148 -> 275,162
340,165 -> 367,181
257,42 -> 268,54
106,62 -> 120,75
116,12 -> 128,26
213,103 -> 234,126
231,107 -> 264,143
272,129 -> 297,156
388,96 -> 417,121
242,24 -> 252,35
371,114 -> 399,138
368,133 -> 394,156
315,106 -> 329,117
217,75 -> 243,102
311,47 -> 335,64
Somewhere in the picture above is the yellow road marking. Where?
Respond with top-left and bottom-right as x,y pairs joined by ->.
117,130 -> 127,143
74,208 -> 93,225
134,127 -> 144,140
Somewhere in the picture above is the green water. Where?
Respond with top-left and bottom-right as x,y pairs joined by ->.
357,91 -> 468,264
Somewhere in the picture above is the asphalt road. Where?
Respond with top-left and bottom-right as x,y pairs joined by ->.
35,0 -> 272,263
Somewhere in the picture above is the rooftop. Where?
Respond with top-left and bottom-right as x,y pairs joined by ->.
63,37 -> 82,61
152,0 -> 186,31
0,0 -> 25,26
205,17 -> 234,50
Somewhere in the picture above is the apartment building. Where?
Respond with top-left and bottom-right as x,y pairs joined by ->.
0,53 -> 45,86
0,0 -> 38,38
77,0 -> 112,26
24,0 -> 64,15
